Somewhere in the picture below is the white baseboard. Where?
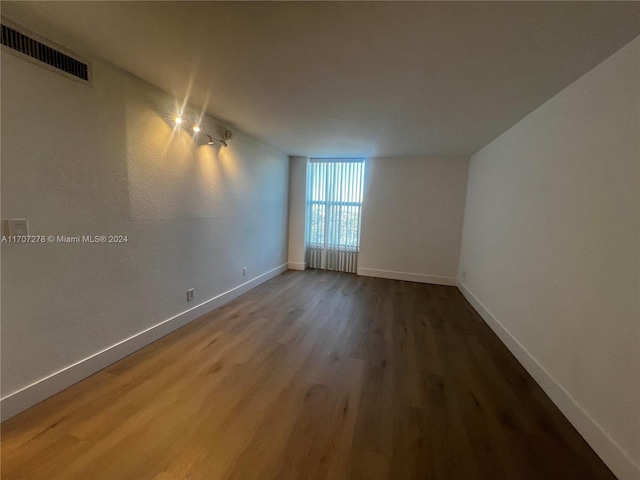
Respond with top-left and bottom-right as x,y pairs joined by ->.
288,261 -> 307,271
357,267 -> 456,286
457,280 -> 639,480
0,264 -> 288,422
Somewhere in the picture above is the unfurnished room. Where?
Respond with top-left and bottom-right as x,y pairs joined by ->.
0,2 -> 639,479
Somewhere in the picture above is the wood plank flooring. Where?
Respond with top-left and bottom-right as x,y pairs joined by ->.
1,270 -> 616,479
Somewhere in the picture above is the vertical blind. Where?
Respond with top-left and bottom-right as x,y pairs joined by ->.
306,159 -> 365,273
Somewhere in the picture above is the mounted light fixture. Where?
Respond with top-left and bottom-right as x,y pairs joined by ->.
206,130 -> 233,148
206,134 -> 227,148
172,110 -> 231,147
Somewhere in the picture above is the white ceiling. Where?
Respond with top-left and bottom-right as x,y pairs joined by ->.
3,1 -> 639,158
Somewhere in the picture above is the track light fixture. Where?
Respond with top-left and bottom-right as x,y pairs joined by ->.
172,110 -> 232,148
205,129 -> 232,148
206,134 -> 228,148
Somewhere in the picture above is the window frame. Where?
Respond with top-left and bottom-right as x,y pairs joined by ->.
306,159 -> 365,252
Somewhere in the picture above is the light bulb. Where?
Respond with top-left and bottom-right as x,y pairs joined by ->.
193,125 -> 201,133
174,116 -> 183,125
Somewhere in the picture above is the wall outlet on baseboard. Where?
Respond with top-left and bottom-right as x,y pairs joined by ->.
461,271 -> 466,280
5,219 -> 29,236
242,267 -> 247,277
187,288 -> 194,302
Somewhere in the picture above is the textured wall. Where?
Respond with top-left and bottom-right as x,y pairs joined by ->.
1,51 -> 289,397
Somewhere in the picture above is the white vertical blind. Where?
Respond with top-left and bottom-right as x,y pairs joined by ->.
306,159 -> 365,273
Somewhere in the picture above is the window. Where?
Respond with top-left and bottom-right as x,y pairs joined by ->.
306,159 -> 365,273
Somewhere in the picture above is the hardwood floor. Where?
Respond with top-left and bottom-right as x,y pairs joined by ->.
1,270 -> 615,480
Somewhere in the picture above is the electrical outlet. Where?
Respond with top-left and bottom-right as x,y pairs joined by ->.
461,271 -> 466,280
277,253 -> 282,261
5,219 -> 28,236
187,288 -> 194,302
242,267 -> 247,277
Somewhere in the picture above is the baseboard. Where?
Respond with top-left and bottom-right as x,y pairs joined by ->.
357,267 -> 456,286
288,261 -> 307,271
0,263 -> 288,422
457,280 -> 639,480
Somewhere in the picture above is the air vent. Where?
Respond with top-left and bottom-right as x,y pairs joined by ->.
1,23 -> 89,81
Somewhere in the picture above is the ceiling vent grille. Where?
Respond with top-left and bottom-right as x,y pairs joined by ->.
1,23 -> 89,81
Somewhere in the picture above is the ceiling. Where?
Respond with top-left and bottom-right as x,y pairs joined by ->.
3,1 -> 639,158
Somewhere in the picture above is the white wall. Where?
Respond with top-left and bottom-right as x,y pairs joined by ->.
458,37 -> 640,480
287,156 -> 308,270
358,157 -> 469,285
0,50 -> 289,418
